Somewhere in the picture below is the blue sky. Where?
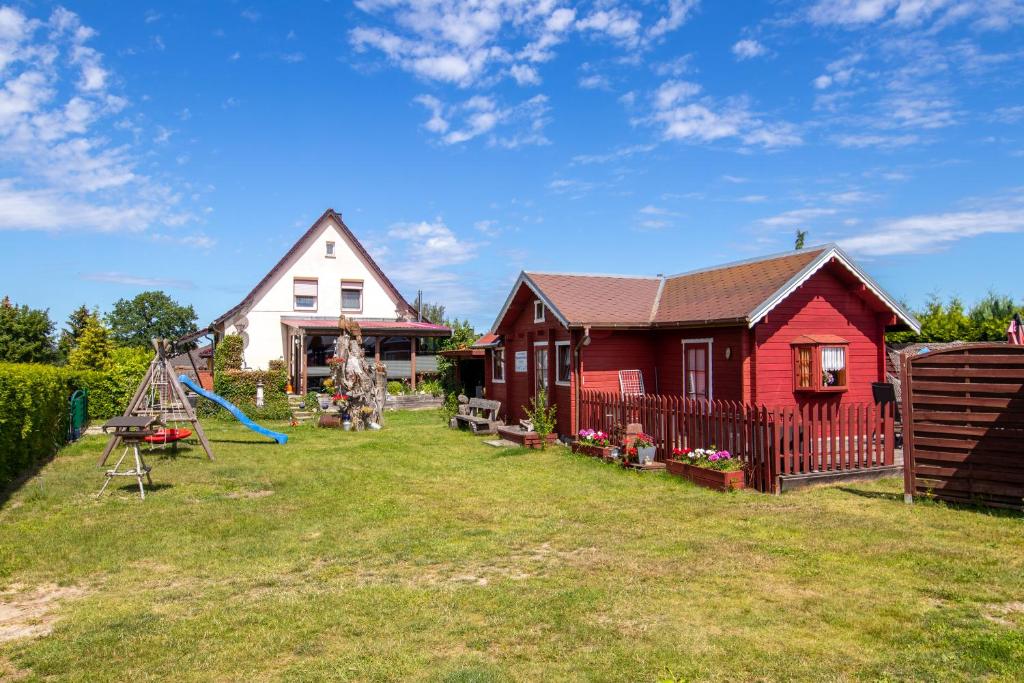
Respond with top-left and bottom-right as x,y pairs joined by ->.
1,1 -> 1022,333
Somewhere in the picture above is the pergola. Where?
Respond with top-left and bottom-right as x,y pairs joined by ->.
282,318 -> 451,393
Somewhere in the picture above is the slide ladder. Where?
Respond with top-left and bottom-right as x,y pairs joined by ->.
178,375 -> 288,444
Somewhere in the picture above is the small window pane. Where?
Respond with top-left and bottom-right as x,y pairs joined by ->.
493,348 -> 504,381
295,295 -> 316,309
326,241 -> 335,256
342,288 -> 362,310
556,345 -> 570,383
795,346 -> 813,389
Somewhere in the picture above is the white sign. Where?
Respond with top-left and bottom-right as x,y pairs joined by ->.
515,350 -> 527,372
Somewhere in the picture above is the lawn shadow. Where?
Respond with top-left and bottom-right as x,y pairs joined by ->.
837,487 -> 904,502
112,482 -> 175,494
0,451 -> 58,508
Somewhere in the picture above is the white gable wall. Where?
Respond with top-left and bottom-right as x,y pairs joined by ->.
222,215 -> 405,369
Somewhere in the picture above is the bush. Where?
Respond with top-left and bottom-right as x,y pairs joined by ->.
303,390 -> 321,413
440,392 -> 459,424
199,368 -> 290,420
214,335 -> 243,373
387,380 -> 405,395
419,378 -> 444,397
65,347 -> 151,420
522,388 -> 557,450
0,364 -> 75,489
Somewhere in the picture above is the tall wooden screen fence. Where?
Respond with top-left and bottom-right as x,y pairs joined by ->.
901,344 -> 1024,510
579,390 -> 896,493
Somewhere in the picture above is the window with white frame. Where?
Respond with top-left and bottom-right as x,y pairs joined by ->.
293,278 -> 318,310
555,341 -> 571,385
534,343 -> 549,393
326,241 -> 336,258
341,280 -> 363,312
492,347 -> 505,383
534,300 -> 545,323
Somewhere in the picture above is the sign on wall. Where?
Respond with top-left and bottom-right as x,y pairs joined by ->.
514,350 -> 527,372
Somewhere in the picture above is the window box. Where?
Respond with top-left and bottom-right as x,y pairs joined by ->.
792,335 -> 849,393
666,460 -> 746,492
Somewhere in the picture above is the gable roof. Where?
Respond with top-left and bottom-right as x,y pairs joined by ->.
492,244 -> 920,333
212,209 -> 416,327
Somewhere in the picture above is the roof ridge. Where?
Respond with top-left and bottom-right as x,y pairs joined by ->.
526,270 -> 661,280
663,243 -> 835,281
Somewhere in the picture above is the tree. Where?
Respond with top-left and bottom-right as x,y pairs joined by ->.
106,291 -> 199,348
58,304 -> 96,361
420,302 -> 446,325
67,315 -> 114,371
795,229 -> 807,250
0,296 -> 57,363
968,292 -> 1021,341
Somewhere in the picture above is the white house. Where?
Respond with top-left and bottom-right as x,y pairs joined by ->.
207,209 -> 450,393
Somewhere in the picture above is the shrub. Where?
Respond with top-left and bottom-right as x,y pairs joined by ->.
522,388 -> 557,450
439,392 -> 459,424
387,380 -> 405,395
303,390 -> 321,413
419,379 -> 444,397
214,335 -> 243,373
64,346 -> 151,420
0,364 -> 73,489
199,368 -> 290,420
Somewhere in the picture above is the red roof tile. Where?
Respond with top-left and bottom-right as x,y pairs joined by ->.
526,273 -> 662,326
652,248 -> 826,325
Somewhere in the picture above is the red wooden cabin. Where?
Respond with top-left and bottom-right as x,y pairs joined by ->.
481,244 -> 920,437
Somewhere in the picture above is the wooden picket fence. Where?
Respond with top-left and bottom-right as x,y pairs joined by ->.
578,390 -> 896,493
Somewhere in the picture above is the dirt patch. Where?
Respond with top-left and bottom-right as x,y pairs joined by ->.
0,583 -> 87,643
0,656 -> 30,680
226,490 -> 274,499
984,601 -> 1024,627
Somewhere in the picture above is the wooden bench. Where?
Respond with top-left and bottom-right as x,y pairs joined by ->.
453,397 -> 503,434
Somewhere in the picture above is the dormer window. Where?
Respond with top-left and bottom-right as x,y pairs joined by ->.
534,300 -> 545,323
326,241 -> 335,258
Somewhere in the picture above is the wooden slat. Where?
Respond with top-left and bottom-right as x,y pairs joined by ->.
909,380 -> 1024,394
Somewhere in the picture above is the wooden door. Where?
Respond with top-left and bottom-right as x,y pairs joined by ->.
683,340 -> 711,401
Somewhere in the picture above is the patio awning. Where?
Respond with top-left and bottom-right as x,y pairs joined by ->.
281,317 -> 452,336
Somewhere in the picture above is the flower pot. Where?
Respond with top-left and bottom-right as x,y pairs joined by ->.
637,446 -> 656,465
342,420 -> 352,431
319,398 -> 331,410
571,442 -> 614,459
666,460 -> 745,492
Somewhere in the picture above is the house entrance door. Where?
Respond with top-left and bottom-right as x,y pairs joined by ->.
682,340 -> 712,402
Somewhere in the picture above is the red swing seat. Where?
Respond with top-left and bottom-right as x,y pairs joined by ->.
143,428 -> 193,444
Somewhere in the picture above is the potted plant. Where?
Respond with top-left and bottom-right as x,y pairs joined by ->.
571,429 -> 615,459
666,446 -> 746,492
632,433 -> 656,465
333,392 -> 352,430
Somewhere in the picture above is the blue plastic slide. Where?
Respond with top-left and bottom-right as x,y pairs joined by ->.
179,375 -> 288,444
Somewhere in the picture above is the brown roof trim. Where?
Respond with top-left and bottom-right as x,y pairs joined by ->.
211,209 -> 417,327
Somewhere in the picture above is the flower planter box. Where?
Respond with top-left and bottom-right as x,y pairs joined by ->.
571,442 -> 615,459
666,460 -> 746,492
497,426 -> 559,449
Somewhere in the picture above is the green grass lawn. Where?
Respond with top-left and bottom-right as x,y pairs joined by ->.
1,411 -> 1022,681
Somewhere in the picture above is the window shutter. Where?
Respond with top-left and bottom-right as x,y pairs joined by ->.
294,279 -> 318,296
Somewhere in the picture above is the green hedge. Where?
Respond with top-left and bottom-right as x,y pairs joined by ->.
0,364 -> 76,489
199,368 -> 290,421
64,347 -> 151,421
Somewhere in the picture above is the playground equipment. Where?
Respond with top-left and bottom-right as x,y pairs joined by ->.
100,340 -> 214,465
178,375 -> 288,444
98,416 -> 159,499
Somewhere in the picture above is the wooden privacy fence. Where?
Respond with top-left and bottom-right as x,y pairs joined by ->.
902,344 -> 1024,509
578,390 -> 896,493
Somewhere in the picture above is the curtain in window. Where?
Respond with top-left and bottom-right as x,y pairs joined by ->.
821,346 -> 846,372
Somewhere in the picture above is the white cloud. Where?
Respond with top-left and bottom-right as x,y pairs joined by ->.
648,80 -> 802,149
81,271 -> 196,289
758,208 -> 839,227
508,63 -> 539,85
648,0 -> 700,40
739,194 -> 767,202
578,73 -> 611,90
832,132 -> 920,148
840,207 -> 1024,255
240,8 -> 261,22
807,0 -> 1024,30
414,92 -> 550,148
0,7 -> 194,235
571,143 -> 655,165
732,39 -> 767,60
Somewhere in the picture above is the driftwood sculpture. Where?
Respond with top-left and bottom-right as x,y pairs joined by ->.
329,316 -> 387,430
